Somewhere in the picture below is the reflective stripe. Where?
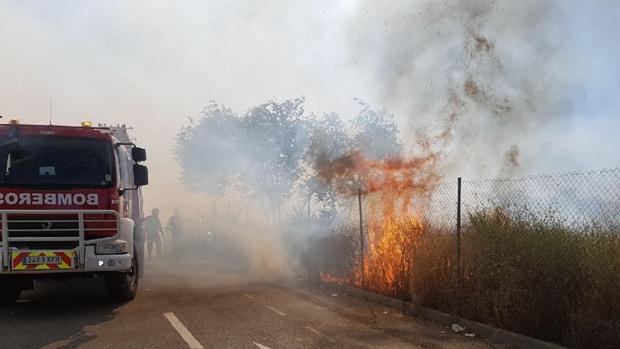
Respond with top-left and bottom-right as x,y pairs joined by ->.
11,250 -> 75,270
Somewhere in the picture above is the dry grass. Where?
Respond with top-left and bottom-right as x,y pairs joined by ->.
411,207 -> 620,348
316,207 -> 620,348
308,225 -> 359,285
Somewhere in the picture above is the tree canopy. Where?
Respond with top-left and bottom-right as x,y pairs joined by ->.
175,97 -> 403,219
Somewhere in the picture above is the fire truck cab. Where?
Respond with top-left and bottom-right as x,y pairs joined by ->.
0,121 -> 148,303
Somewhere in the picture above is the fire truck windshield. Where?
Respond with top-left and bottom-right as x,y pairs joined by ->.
0,136 -> 114,188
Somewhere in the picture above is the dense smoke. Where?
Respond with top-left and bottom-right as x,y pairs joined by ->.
173,1 -> 577,281
346,0 -> 572,178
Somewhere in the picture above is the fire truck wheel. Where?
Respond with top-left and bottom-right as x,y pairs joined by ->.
104,249 -> 139,302
0,277 -> 23,305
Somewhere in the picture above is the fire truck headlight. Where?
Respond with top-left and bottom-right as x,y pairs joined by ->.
96,240 -> 128,255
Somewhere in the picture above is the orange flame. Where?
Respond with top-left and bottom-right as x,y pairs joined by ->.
316,150 -> 440,297
319,272 -> 346,285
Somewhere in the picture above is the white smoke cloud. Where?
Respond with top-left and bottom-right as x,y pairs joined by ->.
0,0 -> 618,205
0,0 -> 365,214
344,0 -> 597,178
0,0 -> 618,288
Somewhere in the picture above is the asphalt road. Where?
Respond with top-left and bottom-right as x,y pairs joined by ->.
0,259 -> 506,349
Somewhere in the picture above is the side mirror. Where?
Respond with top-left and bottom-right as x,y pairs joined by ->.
132,147 -> 147,162
133,164 -> 149,187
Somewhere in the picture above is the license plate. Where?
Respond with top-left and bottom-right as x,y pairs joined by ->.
11,250 -> 75,270
23,256 -> 62,265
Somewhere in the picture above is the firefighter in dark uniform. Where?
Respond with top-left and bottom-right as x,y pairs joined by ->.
144,208 -> 164,260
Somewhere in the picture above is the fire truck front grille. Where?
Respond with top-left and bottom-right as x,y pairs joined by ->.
7,218 -> 80,238
0,210 -> 121,271
0,212 -> 119,241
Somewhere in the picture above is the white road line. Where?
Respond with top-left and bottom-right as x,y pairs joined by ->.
253,342 -> 272,349
244,293 -> 255,299
265,305 -> 286,316
163,312 -> 204,349
305,326 -> 336,343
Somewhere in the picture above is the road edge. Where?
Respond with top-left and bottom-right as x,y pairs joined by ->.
280,281 -> 567,349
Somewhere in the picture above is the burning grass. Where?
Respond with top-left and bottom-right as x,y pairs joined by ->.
314,150 -> 441,299
309,225 -> 359,286
315,207 -> 620,348
312,150 -> 618,347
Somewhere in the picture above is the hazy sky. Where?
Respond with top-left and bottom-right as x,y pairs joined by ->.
1,0 -> 618,211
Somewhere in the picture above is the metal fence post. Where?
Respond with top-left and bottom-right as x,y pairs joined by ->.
456,177 -> 462,308
358,188 -> 365,289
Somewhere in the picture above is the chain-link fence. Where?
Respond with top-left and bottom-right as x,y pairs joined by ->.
312,168 -> 620,348
462,168 -> 620,230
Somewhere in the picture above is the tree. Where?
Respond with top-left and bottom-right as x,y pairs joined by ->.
175,103 -> 242,196
176,98 -> 405,227
303,112 -> 352,220
239,97 -> 311,221
351,100 -> 402,161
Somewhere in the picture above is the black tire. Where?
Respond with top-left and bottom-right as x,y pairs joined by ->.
0,277 -> 23,305
105,248 -> 139,302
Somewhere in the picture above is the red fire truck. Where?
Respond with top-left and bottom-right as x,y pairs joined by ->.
0,120 -> 148,303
